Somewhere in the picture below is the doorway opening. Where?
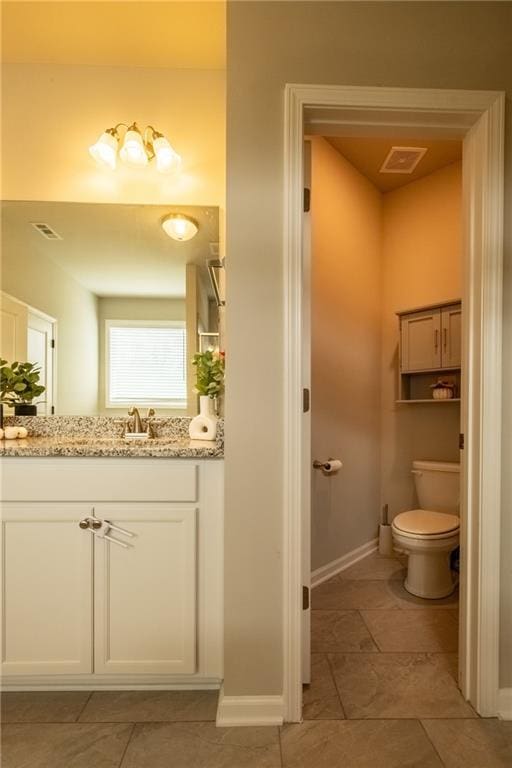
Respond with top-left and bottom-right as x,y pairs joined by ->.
283,85 -> 504,723
0,291 -> 56,415
304,131 -> 464,715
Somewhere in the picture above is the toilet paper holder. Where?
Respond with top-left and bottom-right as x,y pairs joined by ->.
313,458 -> 342,472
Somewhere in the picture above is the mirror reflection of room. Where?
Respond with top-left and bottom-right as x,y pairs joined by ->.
1,202 -> 222,417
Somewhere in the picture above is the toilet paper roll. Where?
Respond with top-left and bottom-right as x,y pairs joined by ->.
323,459 -> 342,473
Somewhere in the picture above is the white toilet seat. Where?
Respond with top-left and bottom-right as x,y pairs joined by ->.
392,508 -> 460,598
393,509 -> 460,539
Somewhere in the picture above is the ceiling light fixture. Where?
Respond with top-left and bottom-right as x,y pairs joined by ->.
161,214 -> 199,242
89,123 -> 181,173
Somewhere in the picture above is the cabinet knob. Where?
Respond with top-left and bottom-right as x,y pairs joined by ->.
90,519 -> 102,530
78,519 -> 90,529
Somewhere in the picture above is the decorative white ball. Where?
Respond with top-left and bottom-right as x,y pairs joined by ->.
4,426 -> 20,440
17,427 -> 28,438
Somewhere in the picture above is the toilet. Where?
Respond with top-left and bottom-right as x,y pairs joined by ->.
392,460 -> 460,599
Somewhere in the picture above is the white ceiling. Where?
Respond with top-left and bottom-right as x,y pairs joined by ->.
1,201 -> 219,298
325,136 -> 462,193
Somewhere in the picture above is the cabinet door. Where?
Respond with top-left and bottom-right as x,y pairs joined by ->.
441,305 -> 462,368
400,309 -> 441,372
1,504 -> 93,676
94,504 -> 197,675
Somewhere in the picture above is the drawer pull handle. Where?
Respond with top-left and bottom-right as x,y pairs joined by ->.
79,513 -> 135,549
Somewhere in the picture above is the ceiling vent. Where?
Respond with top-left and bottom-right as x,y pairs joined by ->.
380,146 -> 428,175
31,222 -> 63,240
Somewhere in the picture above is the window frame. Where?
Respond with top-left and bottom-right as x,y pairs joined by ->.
105,319 -> 187,409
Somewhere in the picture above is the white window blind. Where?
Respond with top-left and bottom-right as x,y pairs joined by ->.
107,322 -> 187,407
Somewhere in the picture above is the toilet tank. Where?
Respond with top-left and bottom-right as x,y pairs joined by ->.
412,460 -> 460,513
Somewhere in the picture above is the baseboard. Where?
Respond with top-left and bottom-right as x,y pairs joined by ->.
1,675 -> 222,692
216,684 -> 284,727
311,538 -> 379,588
498,688 -> 512,720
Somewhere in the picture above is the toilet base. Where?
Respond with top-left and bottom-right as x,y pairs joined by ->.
405,551 -> 456,599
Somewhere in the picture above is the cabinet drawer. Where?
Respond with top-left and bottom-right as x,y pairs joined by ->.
1,459 -> 198,502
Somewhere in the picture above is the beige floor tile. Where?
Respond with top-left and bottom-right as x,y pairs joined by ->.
280,719 -> 443,767
1,691 -> 91,723
361,610 -> 459,652
79,690 -> 218,722
121,722 -> 282,768
303,654 -> 344,720
328,652 -> 476,719
422,719 -> 512,768
339,554 -> 406,581
312,610 -> 378,652
388,579 -> 460,610
312,578 -> 400,610
1,723 -> 133,768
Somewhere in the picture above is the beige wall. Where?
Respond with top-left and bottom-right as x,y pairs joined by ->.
226,1 -> 512,697
1,63 -> 225,210
98,296 -> 186,416
311,137 -> 382,571
311,145 -> 462,572
381,162 -> 462,518
1,237 -> 98,415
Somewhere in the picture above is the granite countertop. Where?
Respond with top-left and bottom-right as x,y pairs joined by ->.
0,416 -> 224,459
0,435 -> 223,459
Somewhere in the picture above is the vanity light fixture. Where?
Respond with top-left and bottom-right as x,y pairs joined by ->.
161,214 -> 199,242
89,123 -> 181,173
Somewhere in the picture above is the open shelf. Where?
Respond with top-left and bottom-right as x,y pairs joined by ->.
396,398 -> 461,404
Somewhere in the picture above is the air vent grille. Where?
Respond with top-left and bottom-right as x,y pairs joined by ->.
380,146 -> 428,175
31,222 -> 63,240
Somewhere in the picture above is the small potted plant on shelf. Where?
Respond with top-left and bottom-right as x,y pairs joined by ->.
0,359 -> 46,420
430,379 -> 456,400
189,348 -> 225,440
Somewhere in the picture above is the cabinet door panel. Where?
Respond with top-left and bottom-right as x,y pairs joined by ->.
1,504 -> 93,676
441,305 -> 462,368
94,505 -> 197,675
400,310 -> 441,372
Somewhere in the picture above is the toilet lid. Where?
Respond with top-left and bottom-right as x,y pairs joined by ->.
394,509 -> 460,536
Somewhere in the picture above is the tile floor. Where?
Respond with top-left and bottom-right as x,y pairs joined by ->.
2,553 -> 511,767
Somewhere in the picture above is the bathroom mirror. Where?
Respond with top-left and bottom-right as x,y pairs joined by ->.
0,201 -> 221,416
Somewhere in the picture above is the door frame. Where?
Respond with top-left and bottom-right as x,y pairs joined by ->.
283,84 -> 505,722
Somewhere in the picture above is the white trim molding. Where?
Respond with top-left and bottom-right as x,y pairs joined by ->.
311,539 -> 378,589
498,689 -> 512,721
283,84 -> 505,723
216,685 -> 284,727
1,675 -> 222,692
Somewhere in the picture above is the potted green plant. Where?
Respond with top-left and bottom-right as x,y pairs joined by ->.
0,359 -> 46,419
189,348 -> 225,440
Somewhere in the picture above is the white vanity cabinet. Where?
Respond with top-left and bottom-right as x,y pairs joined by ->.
0,458 -> 223,690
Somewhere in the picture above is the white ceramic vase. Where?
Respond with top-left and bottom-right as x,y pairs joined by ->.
189,395 -> 218,441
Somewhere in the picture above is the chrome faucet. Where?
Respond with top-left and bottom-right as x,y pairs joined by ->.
125,407 -> 156,439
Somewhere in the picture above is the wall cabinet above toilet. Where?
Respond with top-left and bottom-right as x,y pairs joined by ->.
397,300 -> 462,403
399,301 -> 462,373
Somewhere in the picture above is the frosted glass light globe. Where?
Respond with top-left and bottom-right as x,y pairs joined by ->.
162,214 -> 198,242
153,136 -> 181,174
120,128 -> 148,167
89,131 -> 118,170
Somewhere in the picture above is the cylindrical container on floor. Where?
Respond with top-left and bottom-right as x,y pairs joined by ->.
379,523 -> 394,556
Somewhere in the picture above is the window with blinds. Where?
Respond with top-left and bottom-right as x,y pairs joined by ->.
106,321 -> 187,407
